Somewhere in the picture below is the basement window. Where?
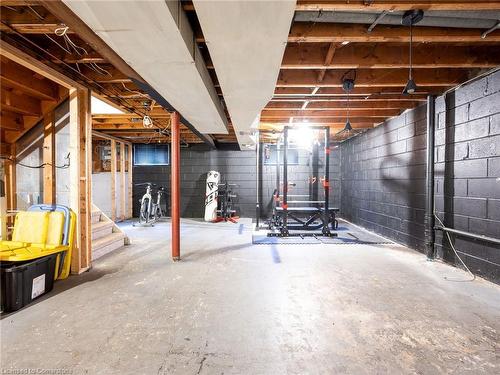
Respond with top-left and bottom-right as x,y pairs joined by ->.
263,144 -> 299,165
133,144 -> 170,166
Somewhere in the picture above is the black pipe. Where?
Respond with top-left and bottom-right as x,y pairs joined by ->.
255,132 -> 260,230
276,138 -> 280,198
323,126 -> 330,235
282,127 -> 289,235
425,95 -> 436,259
436,226 -> 500,246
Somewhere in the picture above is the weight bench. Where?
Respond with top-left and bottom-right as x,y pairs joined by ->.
269,206 -> 339,237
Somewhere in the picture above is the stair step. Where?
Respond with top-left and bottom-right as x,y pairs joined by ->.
92,232 -> 126,261
91,220 -> 114,240
91,211 -> 101,224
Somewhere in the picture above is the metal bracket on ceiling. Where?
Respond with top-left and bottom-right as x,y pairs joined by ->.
367,10 -> 390,33
481,20 -> 500,39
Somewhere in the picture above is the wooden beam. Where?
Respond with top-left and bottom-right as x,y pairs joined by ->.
127,144 -> 133,219
261,108 -> 400,118
259,121 -> 374,130
0,7 -> 63,34
283,43 -> 500,69
274,86 -> 440,98
69,88 -> 92,274
288,23 -> 500,43
110,139 -> 117,222
295,1 -> 500,11
262,117 -> 383,124
39,0 -> 144,83
1,88 -> 41,116
276,69 -> 471,88
43,110 -> 56,204
317,42 -> 337,83
266,100 -> 423,110
0,60 -> 57,101
120,142 -> 126,221
91,130 -> 132,145
5,143 -> 16,212
0,111 -> 24,131
0,41 -> 86,90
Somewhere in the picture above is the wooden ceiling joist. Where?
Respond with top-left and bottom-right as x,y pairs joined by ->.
282,43 -> 500,69
261,108 -> 400,118
295,1 -> 500,11
276,69 -> 472,88
1,87 -> 41,116
266,100 -> 423,110
0,61 -> 57,101
273,86 -> 436,98
0,111 -> 24,131
288,23 -> 500,43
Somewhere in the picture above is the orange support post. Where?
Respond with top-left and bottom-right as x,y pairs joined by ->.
171,111 -> 181,261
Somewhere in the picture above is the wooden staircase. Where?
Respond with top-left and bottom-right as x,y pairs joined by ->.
91,206 -> 129,261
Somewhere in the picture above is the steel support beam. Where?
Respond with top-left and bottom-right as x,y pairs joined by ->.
171,111 -> 181,261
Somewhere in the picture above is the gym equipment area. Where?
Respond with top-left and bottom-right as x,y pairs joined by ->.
259,126 -> 339,237
1,2 -> 499,374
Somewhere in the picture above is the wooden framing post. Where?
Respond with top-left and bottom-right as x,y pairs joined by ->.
110,139 -> 117,222
69,88 -> 92,273
3,41 -> 92,274
127,144 -> 133,219
5,144 -> 16,213
120,142 -> 126,221
43,111 -> 56,204
3,144 -> 16,236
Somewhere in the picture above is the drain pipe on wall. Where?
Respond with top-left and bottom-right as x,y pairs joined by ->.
255,132 -> 260,230
425,95 -> 436,260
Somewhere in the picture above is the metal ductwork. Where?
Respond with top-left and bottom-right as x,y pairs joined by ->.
64,0 -> 228,136
193,0 -> 296,148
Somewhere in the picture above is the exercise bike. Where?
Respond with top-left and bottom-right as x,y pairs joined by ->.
136,183 -> 167,225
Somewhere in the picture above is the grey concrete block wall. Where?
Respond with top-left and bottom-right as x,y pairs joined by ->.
340,103 -> 428,251
433,70 -> 500,282
133,141 -> 341,219
133,145 -> 257,218
340,69 -> 500,283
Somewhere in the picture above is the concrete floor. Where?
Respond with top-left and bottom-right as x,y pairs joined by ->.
1,218 -> 499,374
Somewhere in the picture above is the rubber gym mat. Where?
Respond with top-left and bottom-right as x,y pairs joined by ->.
319,231 -> 392,244
252,234 -> 321,245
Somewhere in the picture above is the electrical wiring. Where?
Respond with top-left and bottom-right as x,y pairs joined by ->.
1,153 -> 71,169
434,213 -> 476,282
2,21 -> 191,145
27,5 -> 44,20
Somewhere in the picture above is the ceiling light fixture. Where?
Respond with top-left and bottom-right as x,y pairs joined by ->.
335,78 -> 363,141
342,78 -> 354,133
143,115 -> 153,128
401,9 -> 424,95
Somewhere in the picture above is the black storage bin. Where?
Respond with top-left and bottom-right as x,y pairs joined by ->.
1,253 -> 58,312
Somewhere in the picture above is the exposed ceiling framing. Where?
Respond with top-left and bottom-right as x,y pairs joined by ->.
0,1 -> 229,145
2,1 -> 500,145
184,0 -> 500,142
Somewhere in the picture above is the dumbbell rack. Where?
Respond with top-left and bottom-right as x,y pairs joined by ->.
214,182 -> 239,223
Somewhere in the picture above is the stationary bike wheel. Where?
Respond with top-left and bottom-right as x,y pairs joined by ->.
139,198 -> 150,224
154,205 -> 162,221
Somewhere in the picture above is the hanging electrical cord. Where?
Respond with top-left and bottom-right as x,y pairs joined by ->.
434,214 -> 476,282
